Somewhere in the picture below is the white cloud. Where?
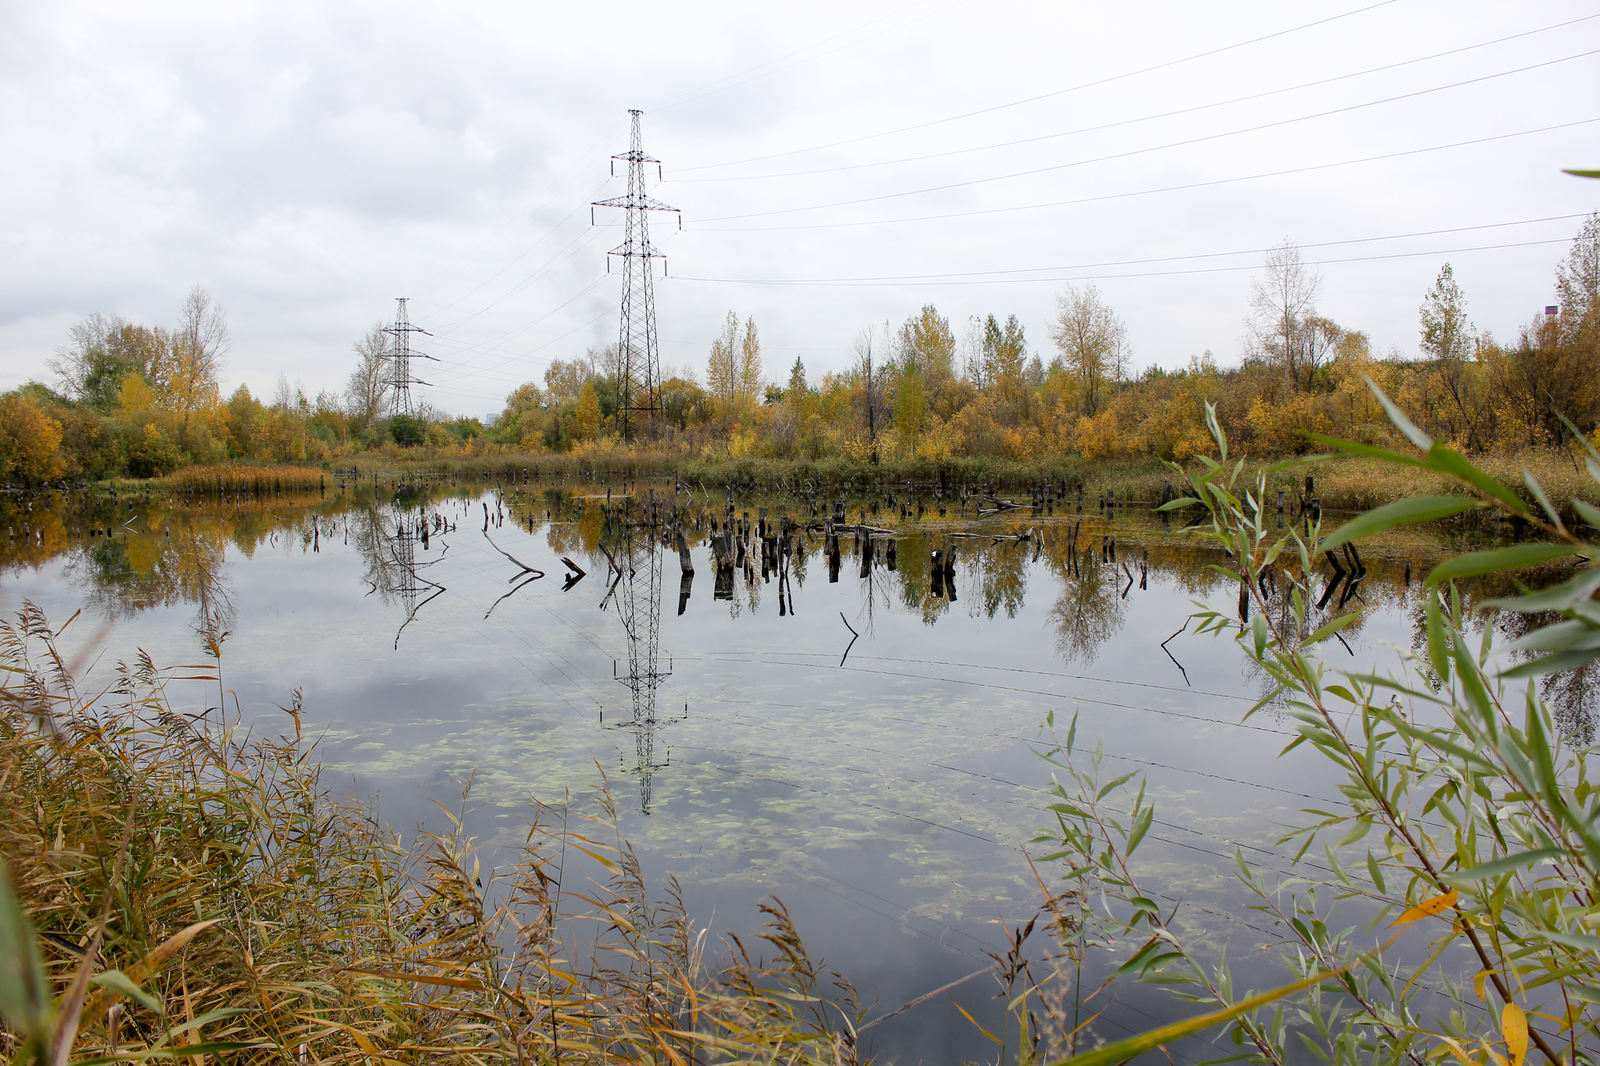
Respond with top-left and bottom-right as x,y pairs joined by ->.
3,0 -> 1596,414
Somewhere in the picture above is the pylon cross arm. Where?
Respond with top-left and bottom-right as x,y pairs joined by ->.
592,194 -> 679,213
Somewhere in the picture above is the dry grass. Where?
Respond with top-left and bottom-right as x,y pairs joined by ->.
0,603 -> 872,1064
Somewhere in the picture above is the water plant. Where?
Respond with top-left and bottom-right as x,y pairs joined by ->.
1025,388 -> 1600,1065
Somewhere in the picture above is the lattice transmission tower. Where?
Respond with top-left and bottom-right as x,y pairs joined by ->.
382,297 -> 436,417
592,110 -> 680,441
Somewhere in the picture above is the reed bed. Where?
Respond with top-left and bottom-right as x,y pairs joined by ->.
0,603 -> 873,1064
158,463 -> 326,497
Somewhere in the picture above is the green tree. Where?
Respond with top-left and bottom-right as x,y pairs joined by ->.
389,414 -> 425,447
498,381 -> 546,444
981,313 -> 1027,391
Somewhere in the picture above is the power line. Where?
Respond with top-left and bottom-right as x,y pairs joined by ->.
668,16 -> 1600,184
679,236 -> 1576,288
675,0 -> 1402,174
694,52 -> 1600,223
692,117 -> 1600,233
673,213 -> 1590,286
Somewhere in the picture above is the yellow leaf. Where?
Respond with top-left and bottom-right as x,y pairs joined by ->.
1391,889 -> 1458,926
1502,1001 -> 1528,1066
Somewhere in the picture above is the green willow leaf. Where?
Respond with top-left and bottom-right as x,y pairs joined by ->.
0,861 -> 49,1040
1502,648 -> 1600,679
1366,377 -> 1433,450
1439,848 -> 1565,886
1423,443 -> 1526,512
1482,568 -> 1600,613
1425,544 -> 1578,588
1303,433 -> 1424,467
1045,965 -> 1349,1066
92,970 -> 165,1016
1315,496 -> 1479,555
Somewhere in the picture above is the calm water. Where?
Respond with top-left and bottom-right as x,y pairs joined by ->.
2,478 -> 1580,1062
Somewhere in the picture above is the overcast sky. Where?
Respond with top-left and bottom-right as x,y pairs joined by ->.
2,0 -> 1597,417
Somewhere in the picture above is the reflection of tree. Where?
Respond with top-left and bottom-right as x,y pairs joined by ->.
1495,608 -> 1596,744
66,520 -> 235,634
1046,549 -> 1124,666
972,543 -> 1027,620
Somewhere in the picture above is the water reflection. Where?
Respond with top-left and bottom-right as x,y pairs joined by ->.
3,480 -> 1593,740
598,520 -> 684,814
355,508 -> 448,648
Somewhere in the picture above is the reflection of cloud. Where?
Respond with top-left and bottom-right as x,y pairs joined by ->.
1046,551 -> 1125,667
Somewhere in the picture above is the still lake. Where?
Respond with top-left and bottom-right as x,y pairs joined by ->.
3,475 -> 1567,1062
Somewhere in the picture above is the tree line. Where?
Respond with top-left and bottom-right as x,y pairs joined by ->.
2,215 -> 1596,483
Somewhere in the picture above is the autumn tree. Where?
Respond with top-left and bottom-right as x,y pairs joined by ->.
1247,240 -> 1324,394
705,311 -> 740,422
738,316 -> 762,406
0,392 -> 66,482
787,356 -> 808,403
345,322 -> 391,428
1050,283 -> 1130,417
50,315 -> 166,412
573,380 -> 602,441
1556,212 -> 1600,364
898,305 -> 956,385
543,358 -> 589,409
1418,263 -> 1485,448
148,286 -> 228,440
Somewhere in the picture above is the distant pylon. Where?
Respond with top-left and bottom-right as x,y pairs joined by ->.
592,110 -> 680,442
382,298 -> 436,417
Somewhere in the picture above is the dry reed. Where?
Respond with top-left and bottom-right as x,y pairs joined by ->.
0,602 -> 873,1064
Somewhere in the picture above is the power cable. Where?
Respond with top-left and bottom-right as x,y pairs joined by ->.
679,237 -> 1577,288
673,213 -> 1589,286
668,17 -> 1600,183
690,117 -> 1600,233
676,0 -> 1402,173
694,53 -> 1600,224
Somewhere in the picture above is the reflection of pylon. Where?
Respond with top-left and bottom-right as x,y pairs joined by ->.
382,512 -> 445,648
601,531 -> 683,814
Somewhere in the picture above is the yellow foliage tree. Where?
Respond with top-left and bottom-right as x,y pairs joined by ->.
0,393 -> 66,482
573,381 -> 601,442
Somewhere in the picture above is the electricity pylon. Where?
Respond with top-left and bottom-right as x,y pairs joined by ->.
592,110 -> 680,442
382,298 -> 436,417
